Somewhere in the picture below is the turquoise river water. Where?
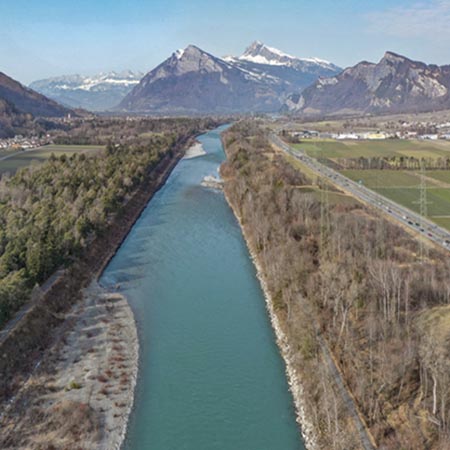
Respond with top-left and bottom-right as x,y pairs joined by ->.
101,126 -> 305,450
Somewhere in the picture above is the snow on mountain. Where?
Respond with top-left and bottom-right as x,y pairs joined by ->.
29,41 -> 341,114
118,43 -> 341,114
174,49 -> 185,60
29,71 -> 144,111
118,44 -> 291,114
236,41 -> 339,72
31,71 -> 143,92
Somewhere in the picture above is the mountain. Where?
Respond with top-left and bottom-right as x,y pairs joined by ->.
284,51 -> 450,116
0,72 -> 70,118
118,43 -> 341,114
0,71 -> 72,138
0,98 -> 29,138
29,71 -> 144,111
230,40 -> 340,77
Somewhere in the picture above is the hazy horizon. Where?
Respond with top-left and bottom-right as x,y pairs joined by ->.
3,0 -> 450,84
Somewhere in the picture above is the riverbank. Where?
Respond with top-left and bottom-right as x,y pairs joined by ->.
222,189 -> 318,450
101,124 -> 303,449
217,121 -> 450,449
0,131 -> 196,384
0,132 -> 204,449
0,281 -> 138,449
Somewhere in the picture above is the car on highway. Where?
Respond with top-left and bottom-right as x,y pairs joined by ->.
274,134 -> 450,254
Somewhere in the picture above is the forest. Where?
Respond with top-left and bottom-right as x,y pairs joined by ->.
222,120 -> 450,449
0,117 -> 217,326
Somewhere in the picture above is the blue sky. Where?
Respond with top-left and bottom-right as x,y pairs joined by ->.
2,0 -> 450,84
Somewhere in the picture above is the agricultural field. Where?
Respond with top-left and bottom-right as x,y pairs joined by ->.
275,109 -> 450,134
0,144 -> 105,175
289,139 -> 450,230
340,169 -> 438,188
0,148 -> 22,159
342,169 -> 450,230
284,154 -> 360,207
293,139 -> 450,161
425,171 -> 450,185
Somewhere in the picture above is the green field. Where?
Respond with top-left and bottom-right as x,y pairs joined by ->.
0,144 -> 104,175
341,169 -> 450,230
0,148 -> 22,159
284,154 -> 360,207
340,169 -> 432,188
290,139 -> 450,230
425,171 -> 450,185
294,139 -> 450,160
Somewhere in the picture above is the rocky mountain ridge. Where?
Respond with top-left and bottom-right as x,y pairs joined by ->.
284,51 -> 450,116
118,42 -> 342,114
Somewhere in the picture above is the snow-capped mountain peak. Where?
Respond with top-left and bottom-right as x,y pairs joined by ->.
30,71 -> 144,92
29,71 -> 145,111
174,48 -> 185,59
239,41 -> 290,65
238,41 -> 337,71
118,43 -> 342,114
29,42 -> 342,113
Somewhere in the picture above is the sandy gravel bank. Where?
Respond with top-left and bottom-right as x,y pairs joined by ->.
183,142 -> 206,159
0,281 -> 138,450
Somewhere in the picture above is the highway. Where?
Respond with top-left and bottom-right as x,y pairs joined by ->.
270,134 -> 450,253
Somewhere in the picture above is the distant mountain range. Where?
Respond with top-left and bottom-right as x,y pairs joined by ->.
9,45 -> 450,120
29,71 -> 144,111
118,42 -> 341,114
0,71 -> 72,138
284,51 -> 450,116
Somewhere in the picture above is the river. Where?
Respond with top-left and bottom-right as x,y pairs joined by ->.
100,125 -> 305,450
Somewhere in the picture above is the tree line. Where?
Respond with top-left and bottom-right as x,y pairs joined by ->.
336,155 -> 450,170
222,120 -> 450,449
0,117 -> 217,326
